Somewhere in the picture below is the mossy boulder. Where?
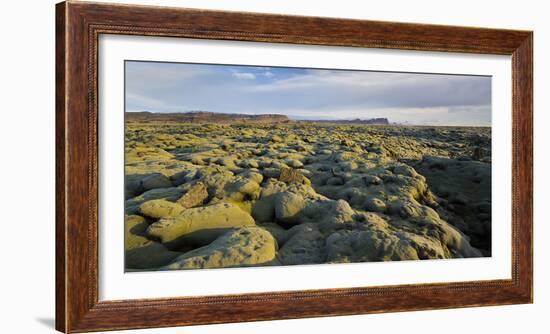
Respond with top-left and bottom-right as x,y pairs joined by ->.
414,156 -> 491,251
252,197 -> 276,223
162,227 -> 276,270
125,146 -> 173,164
125,215 -> 180,269
325,228 -> 420,262
125,187 -> 185,215
285,159 -> 304,168
364,197 -> 387,213
126,242 -> 182,270
278,224 -> 326,265
225,178 -> 261,201
139,199 -> 185,219
258,222 -> 289,246
147,203 -> 256,248
274,192 -> 307,225
141,173 -> 172,191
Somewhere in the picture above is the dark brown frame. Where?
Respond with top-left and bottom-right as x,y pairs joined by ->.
56,1 -> 533,332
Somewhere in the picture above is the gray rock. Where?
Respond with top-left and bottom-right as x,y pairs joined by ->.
475,202 -> 491,214
364,197 -> 387,213
274,192 -> 307,225
326,177 -> 344,186
322,199 -> 355,224
252,197 -> 276,223
278,224 -> 326,265
141,173 -> 172,191
258,222 -> 289,246
262,168 -> 281,179
286,159 -> 304,168
326,229 -> 419,262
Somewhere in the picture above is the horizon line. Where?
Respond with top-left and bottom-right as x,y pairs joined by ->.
125,110 -> 491,127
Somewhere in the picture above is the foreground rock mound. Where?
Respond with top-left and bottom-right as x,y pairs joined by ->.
414,156 -> 491,253
147,203 -> 256,248
162,227 -> 277,269
125,215 -> 180,269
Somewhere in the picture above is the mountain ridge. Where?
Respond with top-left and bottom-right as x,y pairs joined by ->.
126,111 -> 290,123
126,111 -> 389,125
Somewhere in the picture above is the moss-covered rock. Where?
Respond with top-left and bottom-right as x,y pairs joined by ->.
139,199 -> 185,219
124,215 -> 180,269
325,228 -> 420,262
162,227 -> 276,269
147,202 -> 256,248
274,192 -> 307,225
278,224 -> 326,265
125,187 -> 185,215
414,156 -> 491,252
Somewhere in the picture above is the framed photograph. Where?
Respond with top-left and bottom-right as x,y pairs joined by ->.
56,1 -> 533,332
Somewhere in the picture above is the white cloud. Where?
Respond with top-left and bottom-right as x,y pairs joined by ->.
231,71 -> 256,80
249,70 -> 490,110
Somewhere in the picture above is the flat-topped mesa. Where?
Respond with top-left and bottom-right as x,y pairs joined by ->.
354,118 -> 389,125
304,117 -> 390,125
126,111 -> 290,123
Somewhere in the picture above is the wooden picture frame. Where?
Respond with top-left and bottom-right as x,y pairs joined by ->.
56,1 -> 533,332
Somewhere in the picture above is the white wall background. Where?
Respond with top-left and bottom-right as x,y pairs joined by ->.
0,0 -> 546,333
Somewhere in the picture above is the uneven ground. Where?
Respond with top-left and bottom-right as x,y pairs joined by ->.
124,121 -> 491,271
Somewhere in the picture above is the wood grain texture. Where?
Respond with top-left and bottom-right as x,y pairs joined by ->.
55,1 -> 533,332
55,2 -> 67,332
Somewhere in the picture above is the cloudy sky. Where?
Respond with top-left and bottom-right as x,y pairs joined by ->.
125,61 -> 491,126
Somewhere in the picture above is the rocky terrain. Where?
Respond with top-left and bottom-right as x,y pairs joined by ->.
124,118 -> 491,271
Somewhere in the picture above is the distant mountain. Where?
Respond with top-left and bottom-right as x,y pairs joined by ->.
126,111 -> 290,123
302,118 -> 390,125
